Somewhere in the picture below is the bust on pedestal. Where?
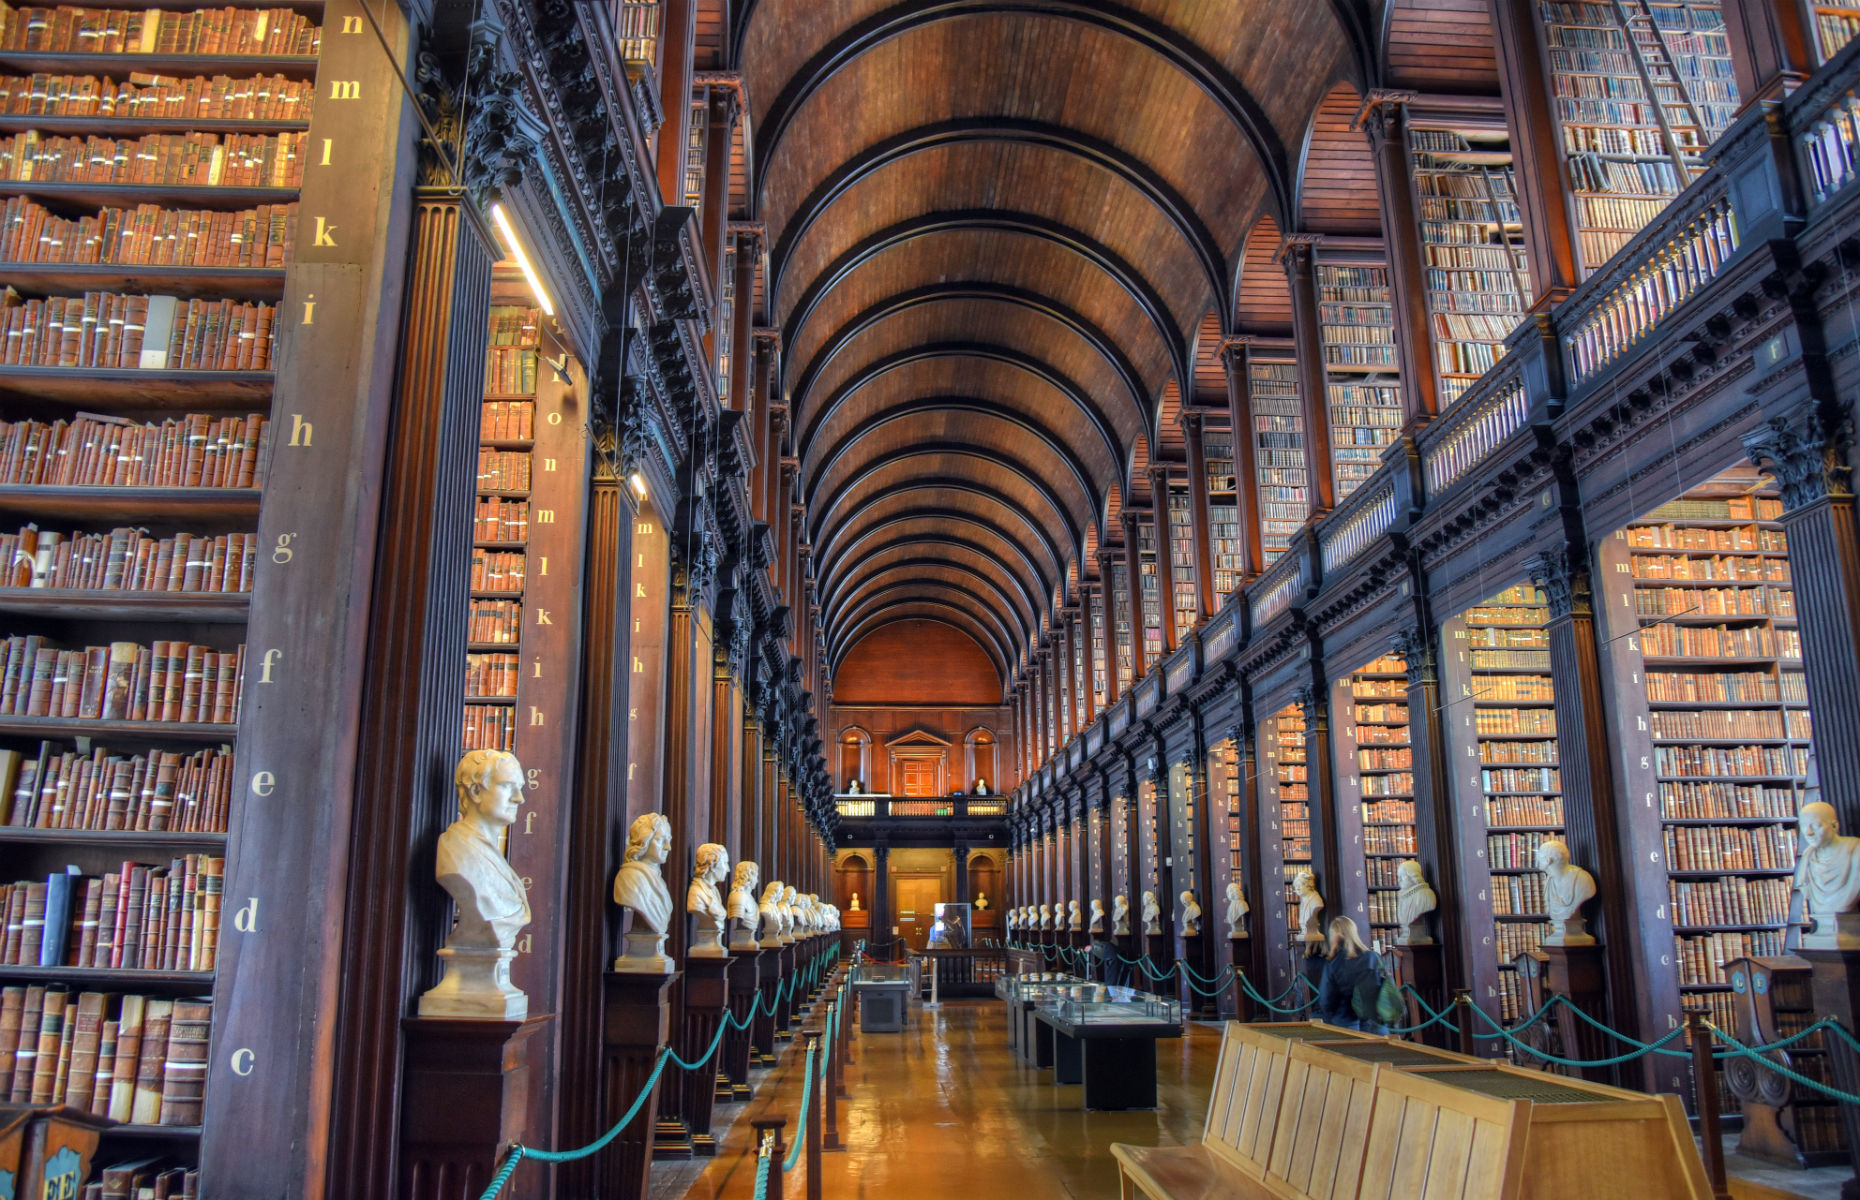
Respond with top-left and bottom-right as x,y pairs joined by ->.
1141,890 -> 1162,936
758,882 -> 785,949
849,891 -> 861,911
1225,882 -> 1248,939
1294,871 -> 1324,945
687,842 -> 730,958
1038,903 -> 1052,930
1179,890 -> 1201,938
613,812 -> 674,972
1112,895 -> 1130,937
1067,899 -> 1082,931
778,886 -> 799,944
975,891 -> 990,910
1535,838 -> 1597,947
1394,860 -> 1437,946
1795,802 -> 1860,949
419,749 -> 532,1018
727,861 -> 761,952
1087,898 -> 1105,933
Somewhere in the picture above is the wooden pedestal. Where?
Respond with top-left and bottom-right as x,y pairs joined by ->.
776,944 -> 798,1037
1801,947 -> 1860,1200
1114,933 -> 1137,987
1516,944 -> 1611,1085
1144,933 -> 1173,996
1229,937 -> 1253,1021
753,950 -> 781,1065
601,970 -> 676,1200
726,948 -> 764,1100
398,1016 -> 549,1200
668,955 -> 733,1157
1394,942 -> 1449,1049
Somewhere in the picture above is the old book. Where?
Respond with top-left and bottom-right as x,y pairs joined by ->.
0,985 -> 24,1096
156,997 -> 207,1125
30,985 -> 66,1103
75,877 -> 101,966
102,641 -> 138,721
40,867 -> 73,965
9,983 -> 42,1102
49,998 -> 74,1104
64,989 -> 106,1112
92,1016 -> 117,1118
98,1157 -> 162,1200
129,997 -> 171,1124
107,992 -> 144,1121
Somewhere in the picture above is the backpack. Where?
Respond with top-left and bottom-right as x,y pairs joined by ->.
1351,952 -> 1403,1026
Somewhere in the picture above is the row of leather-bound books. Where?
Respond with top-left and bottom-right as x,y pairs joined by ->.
0,525 -> 253,592
0,292 -> 276,370
0,855 -> 221,969
0,70 -> 312,119
0,413 -> 269,489
0,4 -> 320,56
0,741 -> 232,831
0,635 -> 244,723
0,129 -> 305,186
0,199 -> 298,267
0,987 -> 210,1126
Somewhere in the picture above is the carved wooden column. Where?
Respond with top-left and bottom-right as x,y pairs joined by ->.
1528,545 -> 1643,1082
1388,624 -> 1462,1047
1097,548 -> 1124,702
653,0 -> 696,202
1181,410 -> 1218,621
1226,715 -> 1265,1018
1092,782 -> 1115,932
729,233 -> 760,414
557,449 -> 635,1197
1119,776 -> 1142,967
1150,467 -> 1182,649
1280,235 -> 1337,513
1064,611 -> 1081,740
1296,680 -> 1341,988
1080,583 -> 1099,724
1219,343 -> 1264,582
1120,511 -> 1149,679
1488,0 -> 1581,304
1720,0 -> 1814,108
333,188 -> 493,1197
1359,92 -> 1441,425
698,84 -> 737,351
1745,407 -> 1860,830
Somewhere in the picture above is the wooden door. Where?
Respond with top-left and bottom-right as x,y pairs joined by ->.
900,758 -> 939,796
894,875 -> 944,950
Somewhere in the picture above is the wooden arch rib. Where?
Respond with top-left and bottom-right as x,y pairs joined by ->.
832,583 -> 1017,668
824,547 -> 1039,641
832,606 -> 1011,688
804,401 -> 1102,527
748,0 -> 1292,219
789,283 -> 1149,441
781,210 -> 1189,393
795,343 -> 1123,478
814,475 -> 1070,600
824,509 -> 1061,618
828,558 -> 1032,647
769,118 -> 1229,318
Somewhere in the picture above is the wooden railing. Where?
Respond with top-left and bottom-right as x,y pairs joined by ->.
834,795 -> 1010,819
1420,366 -> 1527,497
1318,476 -> 1400,575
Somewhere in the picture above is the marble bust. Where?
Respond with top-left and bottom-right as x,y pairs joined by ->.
1141,890 -> 1162,936
779,885 -> 799,943
850,891 -> 861,910
975,891 -> 990,910
1006,908 -> 1018,932
1038,903 -> 1052,930
1294,870 -> 1324,943
727,860 -> 761,951
1087,898 -> 1105,933
1535,838 -> 1597,946
419,749 -> 531,1018
974,778 -> 987,795
1225,882 -> 1249,939
1067,899 -> 1081,930
1179,890 -> 1201,937
613,812 -> 674,971
1395,859 -> 1437,947
1112,894 -> 1130,936
687,842 -> 730,958
1795,802 -> 1860,949
758,881 -> 785,948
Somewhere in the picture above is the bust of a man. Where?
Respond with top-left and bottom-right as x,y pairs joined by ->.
614,812 -> 674,971
1067,899 -> 1081,930
1395,859 -> 1438,946
779,885 -> 799,943
1796,802 -> 1860,948
687,842 -> 730,958
1112,894 -> 1130,936
1037,902 -> 1052,930
1087,898 -> 1105,933
758,881 -> 785,948
1179,890 -> 1201,937
1535,837 -> 1597,946
727,860 -> 761,951
848,779 -> 861,795
974,778 -> 987,795
1225,882 -> 1249,938
975,891 -> 990,910
1294,871 -> 1324,943
419,749 -> 531,1018
1141,890 -> 1162,936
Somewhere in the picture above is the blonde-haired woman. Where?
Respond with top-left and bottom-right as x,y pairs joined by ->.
1316,916 -> 1384,1031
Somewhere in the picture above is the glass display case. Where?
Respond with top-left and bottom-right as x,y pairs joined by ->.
1029,982 -> 1185,1110
850,963 -> 911,986
927,901 -> 972,948
1003,973 -> 1089,1060
1041,985 -> 1183,1030
849,961 -> 915,1033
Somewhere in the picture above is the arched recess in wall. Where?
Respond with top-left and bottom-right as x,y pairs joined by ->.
967,850 -> 1000,914
964,726 -> 998,794
836,852 -> 872,916
838,725 -> 872,792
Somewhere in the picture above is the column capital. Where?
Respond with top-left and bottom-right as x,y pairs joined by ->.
1292,682 -> 1320,724
1389,624 -> 1436,687
1180,407 -> 1206,438
729,222 -> 766,259
1278,232 -> 1321,275
1354,89 -> 1416,149
1527,543 -> 1592,621
753,327 -> 783,352
1743,403 -> 1855,511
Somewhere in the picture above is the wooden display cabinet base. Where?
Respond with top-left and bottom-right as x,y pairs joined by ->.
1393,942 -> 1448,1050
398,1016 -> 549,1200
602,970 -> 676,1200
1801,948 -> 1860,1200
725,948 -> 764,1101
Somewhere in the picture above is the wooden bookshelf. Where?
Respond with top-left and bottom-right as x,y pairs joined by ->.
0,265 -> 287,301
0,590 -> 249,622
1209,736 -> 1242,906
1070,608 -> 1086,722
1537,0 -> 1739,276
1248,358 -> 1305,565
1137,774 -> 1160,909
1165,482 -> 1197,635
0,115 -> 310,136
682,96 -> 705,213
1408,122 -> 1530,406
1110,559 -> 1134,692
1316,261 -> 1401,501
1333,655 -> 1415,942
1088,583 -> 1107,709
1202,431 -> 1242,600
1136,516 -> 1163,665
1259,703 -> 1311,986
1814,3 -> 1860,60
1602,465 -> 1813,1109
0,367 -> 273,407
1442,583 -> 1563,1024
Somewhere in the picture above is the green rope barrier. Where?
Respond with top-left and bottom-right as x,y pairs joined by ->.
1236,971 -> 1317,1014
782,1042 -> 817,1172
1464,1000 -> 1692,1068
1379,986 -> 1462,1036
752,1136 -> 774,1200
1705,1020 -> 1860,1105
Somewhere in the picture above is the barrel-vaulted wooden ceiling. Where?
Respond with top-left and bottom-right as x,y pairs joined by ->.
727,0 -> 1498,693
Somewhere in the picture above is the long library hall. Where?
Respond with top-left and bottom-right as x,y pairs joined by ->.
5,0 -> 1860,1198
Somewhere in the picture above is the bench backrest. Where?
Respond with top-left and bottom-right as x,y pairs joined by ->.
1202,1022 -> 1376,1179
1355,1064 -> 1527,1200
1261,1042 -> 1382,1199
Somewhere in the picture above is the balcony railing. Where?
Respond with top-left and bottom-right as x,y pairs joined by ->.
1421,366 -> 1527,497
835,794 -> 1009,819
1251,546 -> 1305,627
1318,476 -> 1399,575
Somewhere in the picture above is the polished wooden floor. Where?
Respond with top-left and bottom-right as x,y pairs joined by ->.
671,998 -> 1213,1200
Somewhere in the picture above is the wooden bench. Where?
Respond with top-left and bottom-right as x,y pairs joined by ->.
1112,1023 -> 1713,1200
